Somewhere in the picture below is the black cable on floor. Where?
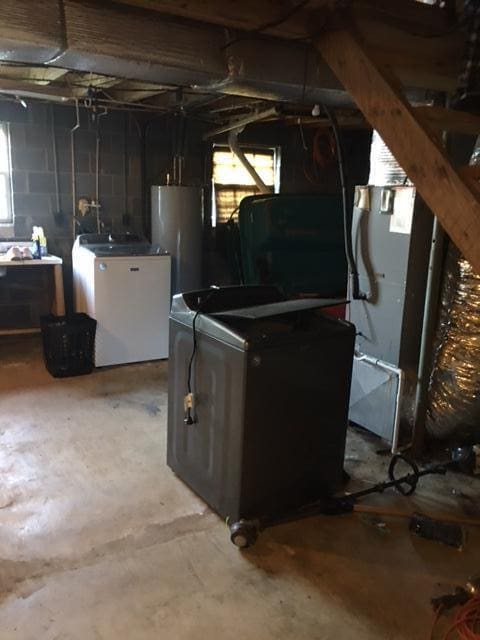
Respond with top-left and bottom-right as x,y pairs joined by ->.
185,288 -> 220,424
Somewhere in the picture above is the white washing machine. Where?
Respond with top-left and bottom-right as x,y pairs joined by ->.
73,233 -> 171,367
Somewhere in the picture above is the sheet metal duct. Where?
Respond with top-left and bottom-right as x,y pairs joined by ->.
0,0 -> 358,108
0,0 -> 62,63
0,0 -> 436,107
368,131 -> 409,186
59,1 -> 350,105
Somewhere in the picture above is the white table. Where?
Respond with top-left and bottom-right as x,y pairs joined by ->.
0,256 -> 65,330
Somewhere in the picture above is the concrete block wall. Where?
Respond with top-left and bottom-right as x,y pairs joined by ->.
0,100 -> 144,313
0,99 -> 371,318
0,102 -> 143,256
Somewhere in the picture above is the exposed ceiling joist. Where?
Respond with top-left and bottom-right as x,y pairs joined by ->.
108,81 -> 171,103
65,73 -> 126,98
0,0 -> 466,114
0,65 -> 69,86
0,77 -> 71,101
107,0 -> 461,92
110,0 -> 452,40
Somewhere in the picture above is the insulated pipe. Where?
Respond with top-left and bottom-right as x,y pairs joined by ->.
50,105 -> 60,213
70,99 -> 80,241
323,105 -> 367,301
412,215 -> 446,454
228,127 -> 272,194
354,352 -> 405,454
411,112 -> 449,456
203,106 -> 280,140
95,106 -> 108,233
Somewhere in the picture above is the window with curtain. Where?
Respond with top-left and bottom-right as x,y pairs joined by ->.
0,123 -> 13,225
211,147 -> 277,226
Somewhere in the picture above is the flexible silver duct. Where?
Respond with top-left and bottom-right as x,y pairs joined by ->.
368,131 -> 409,186
426,140 -> 480,440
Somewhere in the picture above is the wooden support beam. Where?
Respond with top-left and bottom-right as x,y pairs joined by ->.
0,77 -> 71,100
65,73 -> 126,98
458,165 -> 480,197
315,28 -> 480,274
0,65 -> 69,86
459,165 -> 480,181
109,81 -> 170,103
415,105 -> 480,137
280,107 -> 480,134
275,113 -> 369,128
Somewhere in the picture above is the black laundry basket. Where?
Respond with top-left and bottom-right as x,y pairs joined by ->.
41,313 -> 97,378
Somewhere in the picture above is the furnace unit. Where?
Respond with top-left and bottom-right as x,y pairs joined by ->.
348,186 -> 432,447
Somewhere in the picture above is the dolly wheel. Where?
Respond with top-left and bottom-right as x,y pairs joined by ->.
229,520 -> 258,548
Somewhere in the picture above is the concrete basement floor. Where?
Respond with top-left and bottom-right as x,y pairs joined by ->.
0,336 -> 479,640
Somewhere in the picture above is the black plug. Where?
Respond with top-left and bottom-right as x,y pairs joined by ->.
184,408 -> 195,425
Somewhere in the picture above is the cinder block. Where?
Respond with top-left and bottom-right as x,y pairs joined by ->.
59,192 -> 74,217
100,152 -> 124,176
28,172 -> 57,194
101,111 -> 125,133
75,173 -> 96,199
57,150 -> 90,174
12,147 -> 47,171
47,237 -> 73,260
51,106 -> 79,129
130,214 -> 144,235
24,124 -> 51,149
0,102 -> 29,124
74,129 -> 96,154
100,195 -> 123,218
58,172 -> 73,196
28,103 -> 49,126
20,212 -> 57,239
13,193 -> 52,218
129,154 -> 141,176
12,172 -> 28,194
52,127 -> 71,148
127,174 -> 141,198
104,132 -> 124,156
8,123 -> 26,147
130,197 -> 142,216
13,215 -> 31,238
112,175 -> 125,197
99,174 -> 113,197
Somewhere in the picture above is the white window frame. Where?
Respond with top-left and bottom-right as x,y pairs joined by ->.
211,144 -> 281,227
0,123 -> 14,235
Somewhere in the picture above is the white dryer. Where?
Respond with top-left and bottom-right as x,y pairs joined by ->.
73,233 -> 171,366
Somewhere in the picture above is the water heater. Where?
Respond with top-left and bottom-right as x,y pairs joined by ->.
151,186 -> 203,295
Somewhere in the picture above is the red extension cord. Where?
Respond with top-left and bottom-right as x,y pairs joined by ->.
432,597 -> 480,639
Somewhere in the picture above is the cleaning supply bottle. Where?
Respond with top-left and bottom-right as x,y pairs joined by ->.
32,226 -> 48,257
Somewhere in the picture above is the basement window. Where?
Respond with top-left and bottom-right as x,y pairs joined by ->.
0,123 -> 13,228
211,146 -> 279,226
